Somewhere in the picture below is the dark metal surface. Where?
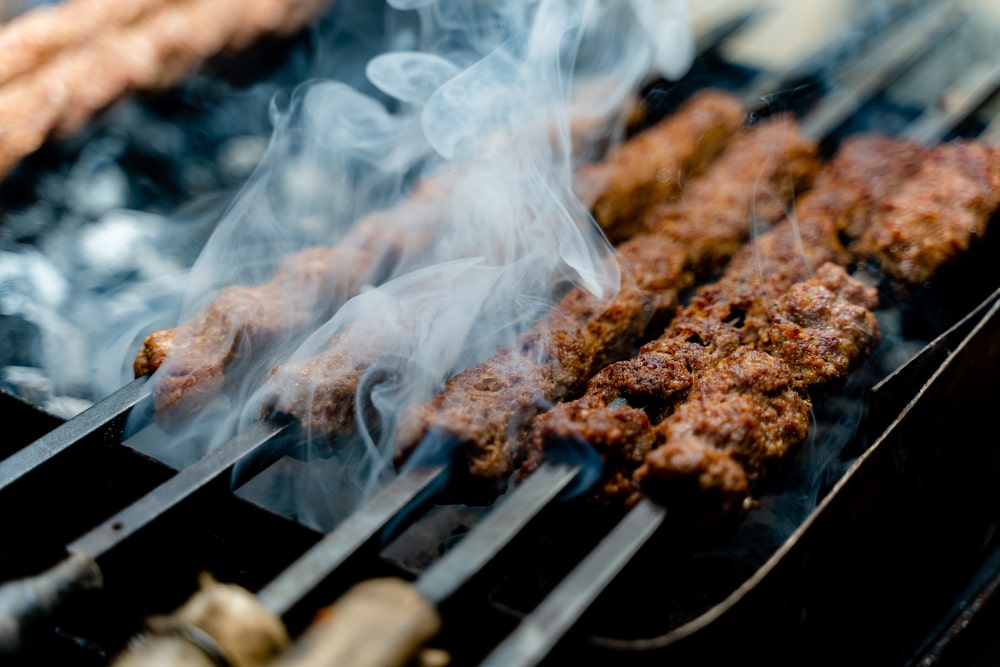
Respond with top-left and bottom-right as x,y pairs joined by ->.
68,420 -> 293,559
258,464 -> 448,619
0,377 -> 150,493
481,499 -> 666,667
415,463 -> 580,606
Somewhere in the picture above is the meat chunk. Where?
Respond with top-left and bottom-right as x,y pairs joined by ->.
137,90 -> 750,425
575,89 -> 747,243
860,141 -> 1000,284
395,117 -> 819,488
525,135 -> 921,520
0,0 -> 335,180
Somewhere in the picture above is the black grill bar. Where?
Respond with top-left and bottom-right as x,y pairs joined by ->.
67,420 -> 294,560
479,499 -> 666,667
261,463 -> 581,666
257,463 -> 448,618
414,463 -> 580,606
0,377 -> 150,493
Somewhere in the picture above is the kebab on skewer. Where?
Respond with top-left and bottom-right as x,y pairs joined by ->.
134,90 -> 747,425
260,114 -> 817,444
263,135 -> 1000,667
0,0 -> 168,86
171,263 -> 880,667
89,133 -> 1000,667
0,0 -> 334,181
391,114 -> 819,491
526,137 -> 1000,528
859,139 -> 1000,284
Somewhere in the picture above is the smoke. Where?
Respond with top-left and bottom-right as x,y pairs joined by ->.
168,0 -> 694,527
0,0 -> 695,527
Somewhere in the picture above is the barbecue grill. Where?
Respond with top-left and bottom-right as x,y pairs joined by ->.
3,1 -> 1000,665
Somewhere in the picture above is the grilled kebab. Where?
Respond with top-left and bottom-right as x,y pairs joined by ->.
0,0 -> 334,180
135,90 -> 747,424
527,135 -> 1000,525
393,116 -> 819,489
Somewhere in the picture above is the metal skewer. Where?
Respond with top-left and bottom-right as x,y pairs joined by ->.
257,462 -> 449,618
0,376 -> 150,492
478,498 -> 666,667
902,55 -> 1000,145
268,462 -> 583,667
0,418 -> 289,654
67,420 -> 294,559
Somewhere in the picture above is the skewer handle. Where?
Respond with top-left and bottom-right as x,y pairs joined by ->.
0,553 -> 102,655
110,573 -> 288,667
271,578 -> 440,667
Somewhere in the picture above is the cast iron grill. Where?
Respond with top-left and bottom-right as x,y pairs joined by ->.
2,1 -> 1000,665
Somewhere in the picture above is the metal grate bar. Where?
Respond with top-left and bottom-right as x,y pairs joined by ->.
415,463 -> 580,605
479,499 -> 666,667
68,420 -> 292,559
0,377 -> 150,493
740,0 -> 938,109
981,109 -> 1000,145
258,463 -> 448,617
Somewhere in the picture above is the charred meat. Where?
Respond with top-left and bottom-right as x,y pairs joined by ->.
395,116 -> 819,488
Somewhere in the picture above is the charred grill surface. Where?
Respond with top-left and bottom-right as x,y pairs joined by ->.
395,117 -> 819,491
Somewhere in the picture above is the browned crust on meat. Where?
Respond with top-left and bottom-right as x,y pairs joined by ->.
145,244 -> 377,424
134,328 -> 176,378
135,91 -> 748,424
395,116 -> 820,486
527,135 -> 922,522
859,141 -> 1000,284
575,89 -> 747,243
636,271 -> 878,519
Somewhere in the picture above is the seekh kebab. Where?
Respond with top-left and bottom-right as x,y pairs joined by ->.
391,115 -> 818,488
0,0 -> 334,180
526,136 -> 1000,525
135,90 -> 747,424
